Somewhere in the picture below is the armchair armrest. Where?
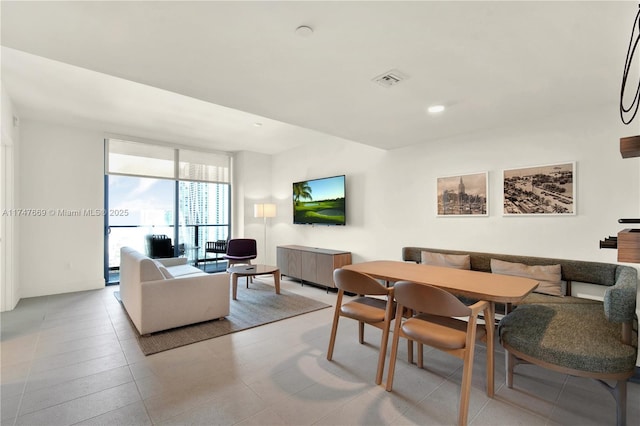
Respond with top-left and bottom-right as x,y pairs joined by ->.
603,267 -> 637,323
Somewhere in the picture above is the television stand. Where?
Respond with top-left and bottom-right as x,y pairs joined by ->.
276,245 -> 352,289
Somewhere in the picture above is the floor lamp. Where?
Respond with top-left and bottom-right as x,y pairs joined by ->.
254,203 -> 276,263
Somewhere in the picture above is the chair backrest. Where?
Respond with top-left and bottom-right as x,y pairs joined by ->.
206,240 -> 227,253
333,268 -> 390,296
393,281 -> 471,317
226,238 -> 257,256
147,234 -> 173,258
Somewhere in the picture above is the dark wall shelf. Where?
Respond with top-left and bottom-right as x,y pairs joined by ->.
619,218 -> 640,223
599,236 -> 618,249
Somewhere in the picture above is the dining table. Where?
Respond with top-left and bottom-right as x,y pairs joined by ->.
342,260 -> 539,397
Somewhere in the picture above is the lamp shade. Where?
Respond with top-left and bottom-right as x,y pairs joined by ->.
263,203 -> 276,218
254,203 -> 277,218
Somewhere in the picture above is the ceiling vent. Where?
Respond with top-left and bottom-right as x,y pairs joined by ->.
372,69 -> 408,88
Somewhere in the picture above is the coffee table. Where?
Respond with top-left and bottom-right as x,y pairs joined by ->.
227,264 -> 281,300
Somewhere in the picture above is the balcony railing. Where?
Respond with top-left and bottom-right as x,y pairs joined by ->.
107,223 -> 230,274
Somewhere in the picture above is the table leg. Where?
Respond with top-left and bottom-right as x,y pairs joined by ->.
486,302 -> 495,398
274,270 -> 281,294
231,273 -> 238,300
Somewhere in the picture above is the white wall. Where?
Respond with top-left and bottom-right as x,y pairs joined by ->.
1,85 -> 20,311
12,124 -> 275,300
18,120 -> 105,298
232,151 -> 274,264
269,137 -> 388,261
270,106 -> 639,264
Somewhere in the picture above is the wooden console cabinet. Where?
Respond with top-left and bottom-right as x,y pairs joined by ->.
617,229 -> 640,263
277,245 -> 352,289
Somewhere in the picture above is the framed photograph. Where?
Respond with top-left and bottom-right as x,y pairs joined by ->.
503,162 -> 575,215
437,172 -> 488,216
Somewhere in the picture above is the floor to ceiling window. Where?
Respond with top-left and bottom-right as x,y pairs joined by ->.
178,180 -> 230,266
104,139 -> 231,284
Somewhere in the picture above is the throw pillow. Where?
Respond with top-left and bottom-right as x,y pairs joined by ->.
490,258 -> 563,297
421,251 -> 471,270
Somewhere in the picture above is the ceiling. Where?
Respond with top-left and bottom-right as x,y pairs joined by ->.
1,1 -> 636,154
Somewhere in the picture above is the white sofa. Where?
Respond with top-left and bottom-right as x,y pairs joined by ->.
119,246 -> 230,335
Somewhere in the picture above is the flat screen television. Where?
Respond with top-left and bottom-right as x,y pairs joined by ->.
293,175 -> 346,225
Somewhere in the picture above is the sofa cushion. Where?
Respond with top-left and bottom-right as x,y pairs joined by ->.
139,258 -> 165,282
151,260 -> 172,279
491,258 -> 563,297
165,264 -> 207,278
158,265 -> 172,278
421,251 -> 471,270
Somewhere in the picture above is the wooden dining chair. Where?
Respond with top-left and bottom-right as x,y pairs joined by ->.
147,234 -> 173,258
327,268 -> 395,385
385,281 -> 490,426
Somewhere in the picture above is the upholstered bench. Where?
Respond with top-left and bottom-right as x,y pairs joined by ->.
402,247 -> 638,426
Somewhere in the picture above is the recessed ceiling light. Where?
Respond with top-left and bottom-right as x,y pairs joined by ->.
427,105 -> 445,114
253,122 -> 262,127
295,25 -> 314,37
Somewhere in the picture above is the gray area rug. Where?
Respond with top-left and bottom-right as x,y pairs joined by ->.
116,281 -> 331,355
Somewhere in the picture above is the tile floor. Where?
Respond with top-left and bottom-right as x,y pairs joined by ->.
1,276 -> 638,426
